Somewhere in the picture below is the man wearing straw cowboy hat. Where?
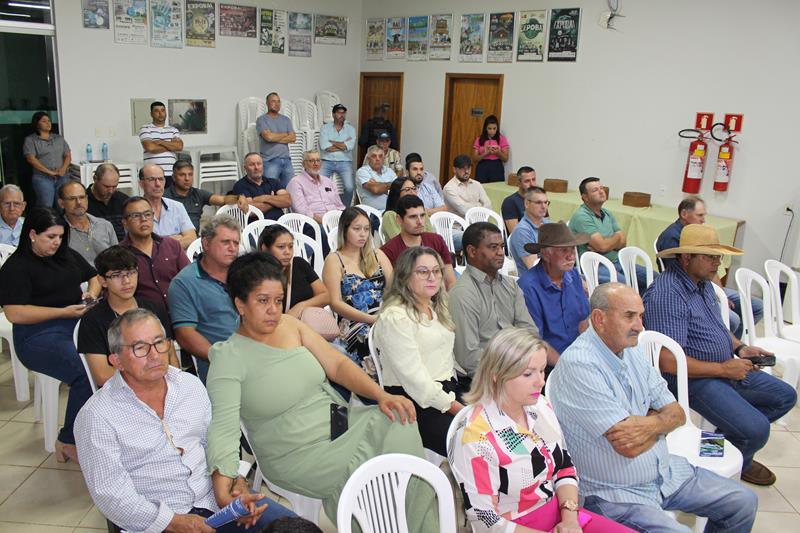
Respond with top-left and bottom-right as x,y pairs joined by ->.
518,222 -> 591,372
643,224 -> 797,486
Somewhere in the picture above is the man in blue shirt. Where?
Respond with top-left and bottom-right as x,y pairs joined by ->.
550,283 -> 757,532
355,145 -> 396,210
0,184 -> 25,247
256,92 -> 296,188
501,165 -> 537,233
644,224 -> 796,486
655,196 -> 762,339
518,223 -> 589,371
319,103 -> 357,207
508,186 -> 551,273
232,153 -> 291,221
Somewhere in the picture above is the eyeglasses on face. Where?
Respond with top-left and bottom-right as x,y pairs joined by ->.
528,200 -> 550,206
413,268 -> 443,279
104,269 -> 138,281
0,201 -> 24,209
125,210 -> 154,221
400,186 -> 417,193
63,194 -> 88,202
122,338 -> 172,358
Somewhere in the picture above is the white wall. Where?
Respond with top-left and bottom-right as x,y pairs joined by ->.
360,0 -> 800,273
52,0 -> 363,167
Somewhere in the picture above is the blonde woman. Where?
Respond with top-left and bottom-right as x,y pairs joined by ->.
449,327 -> 634,533
373,246 -> 464,455
322,206 -> 392,365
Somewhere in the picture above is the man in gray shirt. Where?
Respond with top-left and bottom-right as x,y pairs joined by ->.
449,221 -> 537,382
256,92 -> 296,189
57,180 -> 117,265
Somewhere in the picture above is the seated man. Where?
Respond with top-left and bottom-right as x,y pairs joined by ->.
77,245 -> 176,387
518,222 -> 589,371
169,215 -> 242,383
86,163 -> 129,241
501,165 -> 537,232
233,152 -> 291,221
380,195 -> 456,289
405,153 -> 446,217
356,145 -> 396,210
364,132 -> 404,177
549,283 -> 757,532
75,308 -> 294,532
508,186 -> 551,273
165,160 -> 248,232
449,222 -> 537,380
442,154 -> 492,217
644,224 -> 797,486
57,180 -> 118,265
655,195 -> 762,339
139,164 -> 196,249
0,184 -> 26,246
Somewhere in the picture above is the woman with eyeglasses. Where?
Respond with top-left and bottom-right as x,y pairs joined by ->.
0,207 -> 101,463
372,246 -> 464,455
381,177 -> 434,240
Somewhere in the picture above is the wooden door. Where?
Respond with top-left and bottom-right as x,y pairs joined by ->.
358,73 -> 404,164
439,74 -> 504,184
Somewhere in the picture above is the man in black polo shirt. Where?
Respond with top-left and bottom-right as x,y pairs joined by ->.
87,163 -> 129,241
232,152 -> 291,220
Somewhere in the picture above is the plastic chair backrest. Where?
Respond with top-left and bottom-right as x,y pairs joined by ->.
765,259 -> 800,331
366,326 -> 385,388
354,204 -> 384,240
322,210 -> 342,235
0,244 -> 16,266
336,453 -> 457,533
294,98 -> 319,130
653,238 -> 665,272
294,232 -> 324,277
242,219 -> 285,252
278,212 -> 321,247
711,283 -> 731,329
73,321 -> 98,394
315,90 -> 340,125
186,238 -> 203,262
580,251 -> 618,296
736,267 -> 778,342
445,404 -> 473,458
618,246 -> 654,293
430,212 -> 467,258
465,206 -> 508,256
237,96 -> 266,130
638,330 -> 690,417
216,203 -> 264,230
280,99 -> 298,129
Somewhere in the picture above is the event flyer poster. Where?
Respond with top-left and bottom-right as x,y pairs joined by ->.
113,0 -> 147,45
314,15 -> 347,45
365,17 -> 385,60
407,16 -> 429,61
150,0 -> 183,49
185,1 -> 215,47
548,8 -> 581,61
517,10 -> 547,61
260,8 -> 287,54
429,14 -> 452,60
459,13 -> 485,63
385,17 -> 406,58
219,3 -> 256,38
288,12 -> 313,57
487,12 -> 515,63
82,0 -> 110,29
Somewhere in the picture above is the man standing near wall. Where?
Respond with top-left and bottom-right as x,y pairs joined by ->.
319,104 -> 356,207
139,101 -> 183,189
257,92 -> 296,189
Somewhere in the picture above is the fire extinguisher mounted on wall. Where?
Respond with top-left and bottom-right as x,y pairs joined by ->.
678,128 -> 709,194
710,122 -> 738,192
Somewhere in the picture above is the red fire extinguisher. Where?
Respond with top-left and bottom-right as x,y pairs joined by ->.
679,129 -> 708,194
711,123 -> 738,192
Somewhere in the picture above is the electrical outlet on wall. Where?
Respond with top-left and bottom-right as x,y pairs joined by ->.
658,184 -> 666,195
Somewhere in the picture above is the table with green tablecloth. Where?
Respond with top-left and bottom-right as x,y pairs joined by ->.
483,182 -> 744,271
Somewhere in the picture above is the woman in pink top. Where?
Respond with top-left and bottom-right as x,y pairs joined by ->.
472,114 -> 509,183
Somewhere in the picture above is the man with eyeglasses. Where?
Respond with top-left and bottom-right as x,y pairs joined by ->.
287,150 -> 345,224
78,245 -> 176,387
381,195 -> 457,289
120,196 -> 190,309
508,186 -> 551,273
643,224 -> 797,487
320,103 -> 357,207
0,184 -> 26,246
75,308 -> 294,533
57,180 -> 117,265
139,164 -> 196,249
87,163 -> 129,241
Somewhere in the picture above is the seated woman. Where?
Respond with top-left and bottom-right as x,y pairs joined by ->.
258,224 -> 330,318
0,207 -> 100,463
322,206 -> 392,369
205,253 -> 438,530
381,177 -> 433,240
373,246 -> 463,456
449,327 -> 634,533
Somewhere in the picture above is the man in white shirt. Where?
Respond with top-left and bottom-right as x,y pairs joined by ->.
139,101 -> 183,188
356,145 -> 396,210
139,164 -> 196,249
443,154 -> 492,217
0,184 -> 25,247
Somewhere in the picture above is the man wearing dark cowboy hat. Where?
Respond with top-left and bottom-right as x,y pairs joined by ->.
518,222 -> 591,371
643,224 -> 797,486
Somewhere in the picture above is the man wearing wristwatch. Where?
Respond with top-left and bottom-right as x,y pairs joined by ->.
643,224 -> 797,486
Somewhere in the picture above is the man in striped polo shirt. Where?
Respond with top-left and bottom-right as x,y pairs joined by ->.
139,101 -> 183,188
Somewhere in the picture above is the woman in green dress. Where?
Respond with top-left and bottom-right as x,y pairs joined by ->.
205,253 -> 439,530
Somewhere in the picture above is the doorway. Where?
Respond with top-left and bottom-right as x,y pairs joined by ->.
357,72 -> 404,165
439,74 -> 504,184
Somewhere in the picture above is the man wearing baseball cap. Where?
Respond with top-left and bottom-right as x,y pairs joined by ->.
518,222 -> 590,372
643,224 -> 797,486
365,132 -> 404,177
442,154 -> 492,217
320,103 -> 357,206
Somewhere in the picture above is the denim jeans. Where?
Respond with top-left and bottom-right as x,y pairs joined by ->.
32,173 -> 71,208
321,159 -> 355,207
189,494 -> 296,531
676,370 -> 797,469
12,318 -> 92,444
263,156 -> 295,189
597,260 -> 651,295
583,465 -> 757,533
724,287 -> 763,339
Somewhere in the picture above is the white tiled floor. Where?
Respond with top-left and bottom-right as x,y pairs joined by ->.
1,343 -> 799,532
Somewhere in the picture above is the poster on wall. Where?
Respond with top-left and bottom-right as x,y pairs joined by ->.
428,14 -> 452,60
459,13 -> 485,63
385,17 -> 406,58
314,15 -> 347,46
113,0 -> 147,45
219,3 -> 256,38
185,1 -> 215,47
288,12 -> 313,57
150,0 -> 183,48
487,12 -> 514,63
260,9 -> 286,54
365,18 -> 385,60
517,10 -> 547,62
82,0 -> 110,29
547,8 -> 580,62
168,99 -> 207,134
407,16 -> 429,61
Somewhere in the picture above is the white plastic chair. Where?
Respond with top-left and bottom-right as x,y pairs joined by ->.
185,238 -> 203,262
280,99 -> 298,130
765,259 -> 800,343
327,227 -> 339,252
355,204 -> 384,243
711,283 -> 731,329
653,238 -> 665,272
322,210 -> 342,235
73,322 -> 98,394
242,219 -> 285,252
294,98 -> 319,130
216,203 -> 263,230
237,96 -> 267,132
0,245 -> 29,402
294,232 -> 324,277
736,268 -> 800,389
315,90 -> 341,125
579,251 -> 618,296
288,130 -> 307,177
0,243 -> 15,263
618,246 -> 654,293
278,212 -> 322,251
465,206 -> 515,274
430,212 -> 467,265
337,453 -> 457,533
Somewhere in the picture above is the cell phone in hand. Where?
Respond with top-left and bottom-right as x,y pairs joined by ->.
746,355 -> 776,367
330,403 -> 348,441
